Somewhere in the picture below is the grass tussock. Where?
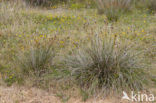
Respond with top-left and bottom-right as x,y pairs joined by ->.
16,42 -> 55,77
147,0 -> 156,13
13,40 -> 57,87
94,0 -> 132,21
66,35 -> 149,95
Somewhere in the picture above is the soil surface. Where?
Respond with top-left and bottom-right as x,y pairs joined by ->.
0,85 -> 130,103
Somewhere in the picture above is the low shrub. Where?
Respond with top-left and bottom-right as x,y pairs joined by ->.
66,35 -> 149,95
94,0 -> 132,21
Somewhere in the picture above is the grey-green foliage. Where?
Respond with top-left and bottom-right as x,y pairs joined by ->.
17,44 -> 55,77
66,35 -> 149,95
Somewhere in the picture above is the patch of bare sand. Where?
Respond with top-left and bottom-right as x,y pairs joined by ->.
0,85 -> 132,103
0,85 -> 61,103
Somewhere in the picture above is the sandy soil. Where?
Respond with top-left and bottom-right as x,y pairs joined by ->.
0,85 -> 130,103
0,85 -> 61,103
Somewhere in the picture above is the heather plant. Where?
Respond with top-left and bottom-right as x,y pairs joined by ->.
66,34 -> 149,96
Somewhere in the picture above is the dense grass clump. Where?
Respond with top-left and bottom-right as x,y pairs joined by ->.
147,0 -> 156,13
66,35 -> 148,95
16,43 -> 55,77
94,0 -> 132,21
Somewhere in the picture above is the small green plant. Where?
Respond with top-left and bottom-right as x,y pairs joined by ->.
0,66 -> 22,86
4,75 -> 17,86
94,0 -> 132,21
66,34 -> 149,96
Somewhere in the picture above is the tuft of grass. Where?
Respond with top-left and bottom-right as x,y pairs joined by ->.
94,0 -> 132,22
16,42 -> 55,78
147,0 -> 156,13
66,34 -> 149,96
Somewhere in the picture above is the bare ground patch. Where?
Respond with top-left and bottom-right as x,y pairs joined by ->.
0,85 -> 132,103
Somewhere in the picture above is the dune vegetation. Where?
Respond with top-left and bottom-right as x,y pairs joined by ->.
0,0 -> 156,102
